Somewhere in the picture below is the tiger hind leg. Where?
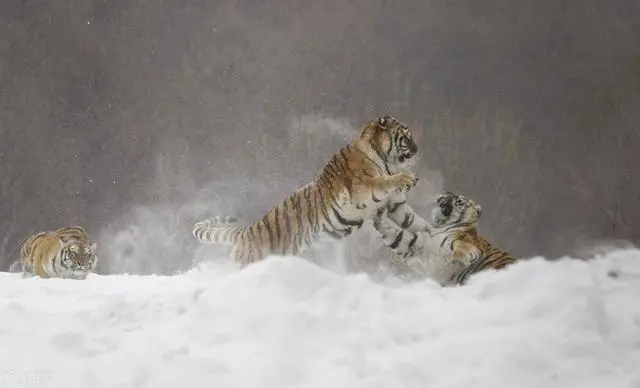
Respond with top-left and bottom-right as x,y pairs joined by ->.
17,259 -> 36,278
229,240 -> 265,267
8,260 -> 22,273
21,266 -> 35,278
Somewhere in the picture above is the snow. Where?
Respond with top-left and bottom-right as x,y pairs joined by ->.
1,249 -> 640,388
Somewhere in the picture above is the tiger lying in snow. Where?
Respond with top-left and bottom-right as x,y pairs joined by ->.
374,191 -> 516,286
10,226 -> 98,280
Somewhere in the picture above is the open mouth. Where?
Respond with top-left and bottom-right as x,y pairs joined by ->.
398,150 -> 416,163
437,195 -> 453,217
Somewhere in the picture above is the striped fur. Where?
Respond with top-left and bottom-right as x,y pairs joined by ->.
193,115 -> 429,266
18,226 -> 98,279
373,191 -> 516,286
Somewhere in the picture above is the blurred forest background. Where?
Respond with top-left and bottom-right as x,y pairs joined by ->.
1,0 -> 638,275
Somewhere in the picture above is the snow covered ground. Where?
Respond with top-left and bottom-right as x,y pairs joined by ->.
0,249 -> 639,388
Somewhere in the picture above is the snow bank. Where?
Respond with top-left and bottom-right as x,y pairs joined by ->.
0,249 -> 639,388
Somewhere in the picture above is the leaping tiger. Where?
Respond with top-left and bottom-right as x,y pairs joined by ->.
193,115 -> 430,266
373,191 -> 517,286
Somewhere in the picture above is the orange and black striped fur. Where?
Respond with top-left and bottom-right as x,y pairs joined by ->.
193,115 -> 430,266
373,191 -> 516,286
16,226 -> 98,279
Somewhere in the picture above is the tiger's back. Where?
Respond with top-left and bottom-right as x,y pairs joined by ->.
20,226 -> 98,280
194,180 -> 356,263
446,231 -> 517,285
193,115 -> 428,266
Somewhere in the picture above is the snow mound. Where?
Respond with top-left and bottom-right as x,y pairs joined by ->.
0,249 -> 639,388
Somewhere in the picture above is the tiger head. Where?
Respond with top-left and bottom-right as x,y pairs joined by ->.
361,115 -> 419,168
60,239 -> 98,273
431,191 -> 483,228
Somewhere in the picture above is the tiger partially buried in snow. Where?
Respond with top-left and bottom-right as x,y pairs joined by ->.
374,191 -> 516,286
10,226 -> 98,280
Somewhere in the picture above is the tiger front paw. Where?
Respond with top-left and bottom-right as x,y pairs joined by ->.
393,172 -> 418,193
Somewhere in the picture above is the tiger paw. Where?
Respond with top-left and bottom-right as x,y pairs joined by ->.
393,172 -> 418,193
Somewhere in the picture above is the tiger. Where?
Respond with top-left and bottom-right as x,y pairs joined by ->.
192,115 -> 432,266
373,191 -> 517,286
15,226 -> 98,279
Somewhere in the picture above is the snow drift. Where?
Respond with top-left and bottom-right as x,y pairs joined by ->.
0,249 -> 639,388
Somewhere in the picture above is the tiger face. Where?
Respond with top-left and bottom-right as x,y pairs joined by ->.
364,115 -> 419,169
431,192 -> 483,227
61,240 -> 97,273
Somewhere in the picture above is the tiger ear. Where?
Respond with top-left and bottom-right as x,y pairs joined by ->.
378,116 -> 386,126
475,205 -> 483,217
